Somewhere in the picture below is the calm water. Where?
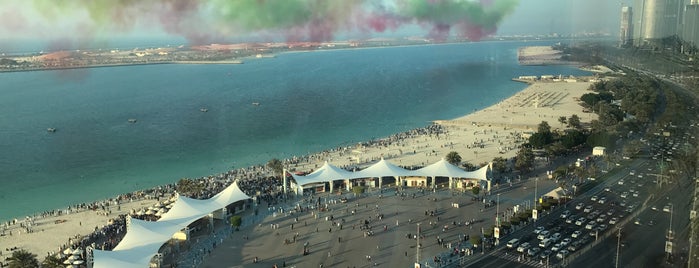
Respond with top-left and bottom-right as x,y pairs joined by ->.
0,41 -> 589,220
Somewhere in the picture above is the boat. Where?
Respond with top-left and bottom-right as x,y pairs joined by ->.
47,128 -> 56,133
252,102 -> 260,106
200,108 -> 208,112
128,119 -> 137,123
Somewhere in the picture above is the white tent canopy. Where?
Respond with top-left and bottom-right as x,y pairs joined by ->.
290,158 -> 490,187
92,181 -> 250,268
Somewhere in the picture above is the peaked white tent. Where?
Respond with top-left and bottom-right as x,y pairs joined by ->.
354,158 -> 419,178
415,158 -> 489,180
289,158 -> 490,190
92,181 -> 250,268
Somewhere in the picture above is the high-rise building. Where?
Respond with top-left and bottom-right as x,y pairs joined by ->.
684,2 -> 699,47
620,6 -> 634,46
632,0 -> 683,46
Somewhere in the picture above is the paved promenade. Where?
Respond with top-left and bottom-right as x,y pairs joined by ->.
201,176 -> 559,268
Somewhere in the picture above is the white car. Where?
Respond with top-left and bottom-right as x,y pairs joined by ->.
584,206 -> 593,213
591,195 -> 598,201
609,217 -> 618,225
507,238 -> 520,249
517,242 -> 531,253
663,205 -> 672,212
537,230 -> 550,240
560,210 -> 571,219
618,180 -> 625,185
557,249 -> 570,259
620,192 -> 628,198
571,230 -> 582,238
585,222 -> 597,230
575,218 -> 587,226
575,203 -> 585,210
560,238 -> 572,247
551,243 -> 562,252
598,197 -> 607,204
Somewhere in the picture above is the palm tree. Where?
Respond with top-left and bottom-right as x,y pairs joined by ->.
267,158 -> 283,176
41,254 -> 63,268
445,151 -> 462,165
7,249 -> 39,268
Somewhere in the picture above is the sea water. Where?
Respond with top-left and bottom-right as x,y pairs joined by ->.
0,41 -> 589,220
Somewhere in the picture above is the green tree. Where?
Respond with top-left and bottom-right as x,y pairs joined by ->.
445,151 -> 462,165
561,129 -> 587,149
176,178 -> 204,197
267,158 -> 284,176
230,215 -> 242,230
41,255 -> 63,268
470,236 -> 483,247
537,121 -> 552,134
558,116 -> 567,125
568,114 -> 582,129
515,147 -> 534,173
471,186 -> 481,195
462,162 -> 478,171
7,249 -> 39,268
352,185 -> 365,196
491,157 -> 507,173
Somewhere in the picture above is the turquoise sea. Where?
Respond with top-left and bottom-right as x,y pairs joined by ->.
0,41 -> 589,221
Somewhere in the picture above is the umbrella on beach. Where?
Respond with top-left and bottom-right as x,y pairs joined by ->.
67,255 -> 75,261
65,265 -> 75,268
63,248 -> 72,255
63,259 -> 72,265
72,248 -> 83,255
73,260 -> 84,265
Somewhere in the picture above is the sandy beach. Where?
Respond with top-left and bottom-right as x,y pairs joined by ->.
0,76 -> 597,263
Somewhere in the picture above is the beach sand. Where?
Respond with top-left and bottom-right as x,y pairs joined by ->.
0,77 -> 597,262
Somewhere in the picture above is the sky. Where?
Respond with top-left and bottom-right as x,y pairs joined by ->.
0,0 -> 627,51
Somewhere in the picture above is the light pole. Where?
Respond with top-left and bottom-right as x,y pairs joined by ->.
615,227 -> 622,268
496,193 -> 501,227
416,223 -> 420,264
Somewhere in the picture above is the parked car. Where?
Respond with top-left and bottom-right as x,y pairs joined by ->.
609,217 -> 618,225
575,203 -> 585,210
584,206 -> 593,213
537,230 -> 550,240
560,238 -> 572,247
528,247 -> 541,257
540,249 -> 553,260
534,226 -> 545,234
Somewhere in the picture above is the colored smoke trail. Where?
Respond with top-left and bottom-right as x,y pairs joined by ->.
17,0 -> 518,44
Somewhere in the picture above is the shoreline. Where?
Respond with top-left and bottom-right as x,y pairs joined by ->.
0,73 -> 599,259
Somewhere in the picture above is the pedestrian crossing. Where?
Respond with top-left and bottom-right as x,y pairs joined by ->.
492,250 -> 551,267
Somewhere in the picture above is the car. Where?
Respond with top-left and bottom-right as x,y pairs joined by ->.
652,206 -> 658,211
567,244 -> 579,252
621,192 -> 628,198
571,230 -> 582,238
560,210 -> 571,219
598,197 -> 607,204
537,230 -> 550,240
609,217 -> 618,225
633,191 -> 639,197
596,214 -> 607,223
534,226 -> 545,234
618,180 -> 625,185
528,247 -> 541,257
629,170 -> 635,176
634,218 -> 641,225
620,201 -> 627,207
557,249 -> 570,259
584,206 -> 593,213
607,209 -> 615,216
550,232 -> 562,242
591,195 -> 598,202
575,203 -> 585,210
560,238 -> 572,247
539,238 -> 552,248
575,218 -> 587,226
506,238 -> 520,249
597,224 -> 608,231
566,215 -> 577,224
551,243 -> 562,252
540,249 -> 553,260
604,187 -> 611,192
663,205 -> 672,212
517,242 -> 531,253
585,222 -> 597,230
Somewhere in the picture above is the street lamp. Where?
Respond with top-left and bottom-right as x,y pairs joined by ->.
496,193 -> 501,227
416,223 -> 421,264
